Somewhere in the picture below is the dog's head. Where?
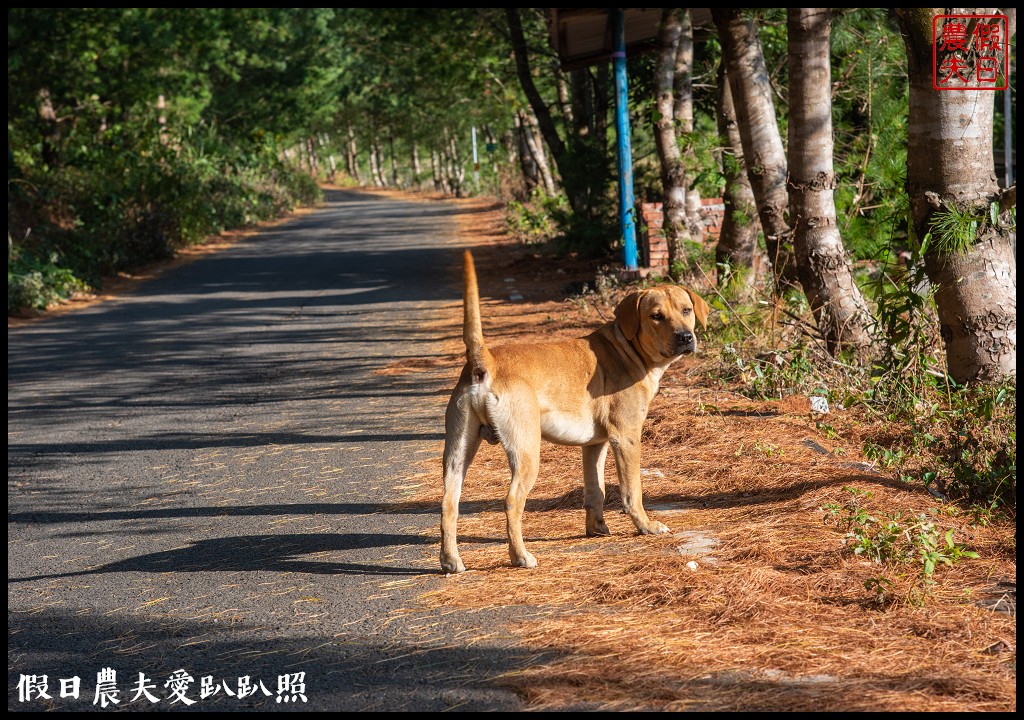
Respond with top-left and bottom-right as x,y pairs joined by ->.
615,286 -> 710,364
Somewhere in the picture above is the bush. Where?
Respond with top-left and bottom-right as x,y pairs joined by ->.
8,119 -> 321,314
8,245 -> 88,312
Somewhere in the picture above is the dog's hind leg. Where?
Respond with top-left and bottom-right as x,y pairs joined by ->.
583,442 -> 610,536
493,394 -> 541,569
440,384 -> 482,574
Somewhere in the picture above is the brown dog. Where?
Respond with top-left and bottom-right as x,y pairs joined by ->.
440,251 -> 709,572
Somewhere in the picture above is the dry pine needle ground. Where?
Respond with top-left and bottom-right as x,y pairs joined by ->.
388,193 -> 1015,712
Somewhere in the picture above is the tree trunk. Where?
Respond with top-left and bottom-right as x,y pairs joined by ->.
712,9 -> 799,289
483,125 -> 500,175
507,8 -> 589,213
653,8 -> 693,268
444,127 -> 464,198
556,68 -> 574,126
896,8 -> 1016,383
346,125 -> 360,182
673,10 -> 704,240
514,112 -> 540,195
319,133 -> 337,176
37,88 -> 59,168
306,136 -> 319,175
519,110 -> 557,196
715,61 -> 760,290
411,142 -> 422,187
431,148 -> 446,193
506,9 -> 566,163
369,135 -> 386,187
593,64 -> 610,151
570,68 -> 593,138
156,94 -> 168,145
788,8 -> 871,353
388,130 -> 399,187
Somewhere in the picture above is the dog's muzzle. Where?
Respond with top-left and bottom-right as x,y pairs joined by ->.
674,330 -> 696,355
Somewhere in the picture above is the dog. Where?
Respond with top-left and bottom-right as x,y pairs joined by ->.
440,251 -> 709,572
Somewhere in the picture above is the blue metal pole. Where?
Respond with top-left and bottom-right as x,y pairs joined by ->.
613,8 -> 638,271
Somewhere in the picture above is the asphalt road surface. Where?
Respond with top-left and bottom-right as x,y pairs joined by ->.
8,190 -> 531,711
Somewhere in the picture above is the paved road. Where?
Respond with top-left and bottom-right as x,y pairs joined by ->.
8,190 -> 529,711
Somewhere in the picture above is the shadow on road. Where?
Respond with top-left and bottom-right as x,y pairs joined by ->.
10,532 -> 438,582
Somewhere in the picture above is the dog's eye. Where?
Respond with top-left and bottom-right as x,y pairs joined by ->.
651,312 -> 664,321
682,307 -> 692,315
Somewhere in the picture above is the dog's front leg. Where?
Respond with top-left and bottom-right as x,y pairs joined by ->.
610,433 -> 669,535
582,443 -> 610,536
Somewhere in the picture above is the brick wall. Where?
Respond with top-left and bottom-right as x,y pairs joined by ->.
636,199 -> 726,274
700,197 -> 726,240
638,203 -> 669,275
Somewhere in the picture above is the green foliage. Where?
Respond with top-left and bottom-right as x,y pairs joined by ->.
335,9 -> 521,199
7,9 -> 329,314
924,384 -> 1016,508
506,190 -> 566,245
8,243 -> 89,312
824,487 -> 980,603
8,117 -> 321,312
721,341 -> 824,401
925,202 -> 1010,256
830,9 -> 911,262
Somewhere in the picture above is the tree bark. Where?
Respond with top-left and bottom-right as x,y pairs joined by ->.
506,9 -> 566,164
37,88 -> 59,168
410,142 -> 422,187
593,64 -> 610,151
431,148 -> 446,193
653,9 -> 693,268
788,9 -> 871,352
388,130 -> 399,187
570,68 -> 593,138
514,112 -> 540,195
306,136 -> 319,174
346,125 -> 360,182
520,110 -> 557,196
507,8 -> 590,213
370,135 -> 386,187
715,61 -> 760,290
673,10 -> 704,240
444,127 -> 465,198
897,8 -> 1016,383
556,67 -> 574,126
712,9 -> 799,289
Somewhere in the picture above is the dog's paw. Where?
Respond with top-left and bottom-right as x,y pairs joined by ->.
511,550 -> 538,569
586,521 -> 611,537
440,554 -> 467,574
638,520 -> 670,535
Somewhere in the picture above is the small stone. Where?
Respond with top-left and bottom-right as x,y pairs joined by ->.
686,561 -> 699,572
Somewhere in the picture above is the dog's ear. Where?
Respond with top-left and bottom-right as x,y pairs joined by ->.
684,288 -> 711,330
615,291 -> 645,340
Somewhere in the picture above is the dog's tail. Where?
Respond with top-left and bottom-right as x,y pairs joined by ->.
462,250 -> 495,383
